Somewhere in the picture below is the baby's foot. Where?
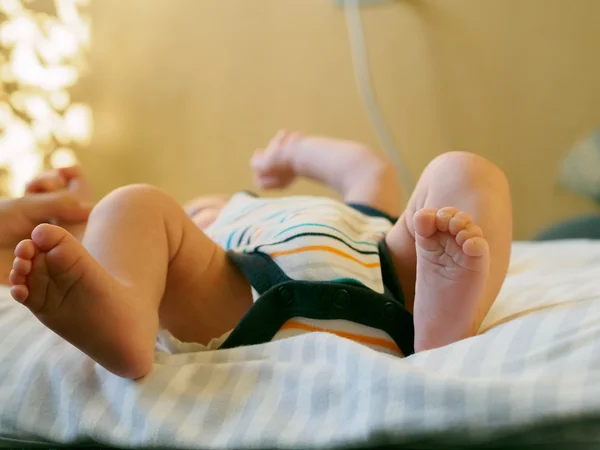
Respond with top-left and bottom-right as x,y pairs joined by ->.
10,224 -> 157,379
411,207 -> 490,351
26,166 -> 93,240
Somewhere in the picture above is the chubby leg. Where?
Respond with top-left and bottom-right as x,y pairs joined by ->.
252,133 -> 511,351
385,152 -> 512,351
10,185 -> 252,379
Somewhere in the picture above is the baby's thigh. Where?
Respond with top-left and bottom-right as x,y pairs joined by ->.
159,214 -> 253,345
87,184 -> 252,345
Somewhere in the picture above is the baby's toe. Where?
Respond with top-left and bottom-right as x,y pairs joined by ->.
10,285 -> 29,303
9,269 -> 26,286
31,224 -> 69,252
462,236 -> 489,257
435,207 -> 459,232
413,208 -> 438,238
14,240 -> 36,260
449,211 -> 472,236
456,223 -> 483,246
12,257 -> 32,276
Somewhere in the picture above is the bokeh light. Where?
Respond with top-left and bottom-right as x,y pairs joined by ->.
0,0 -> 92,196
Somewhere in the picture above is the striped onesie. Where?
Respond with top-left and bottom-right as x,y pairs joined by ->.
202,192 -> 414,356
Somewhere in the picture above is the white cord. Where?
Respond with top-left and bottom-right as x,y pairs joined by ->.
343,0 -> 414,198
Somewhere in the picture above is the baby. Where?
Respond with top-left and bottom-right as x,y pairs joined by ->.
9,131 -> 512,379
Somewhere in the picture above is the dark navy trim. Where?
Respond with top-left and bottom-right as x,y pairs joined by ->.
378,238 -> 405,306
221,250 -> 415,355
226,251 -> 289,295
346,203 -> 398,223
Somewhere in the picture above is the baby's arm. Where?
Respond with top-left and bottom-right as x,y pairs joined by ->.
252,131 -> 402,217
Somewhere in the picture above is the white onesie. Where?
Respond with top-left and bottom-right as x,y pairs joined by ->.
195,192 -> 414,356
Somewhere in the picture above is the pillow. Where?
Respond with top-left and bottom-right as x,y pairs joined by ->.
559,127 -> 600,202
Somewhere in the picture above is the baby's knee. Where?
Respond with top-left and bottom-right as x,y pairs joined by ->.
92,184 -> 174,217
428,151 -> 509,192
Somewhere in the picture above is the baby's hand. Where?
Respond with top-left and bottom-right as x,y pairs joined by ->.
25,165 -> 94,240
26,166 -> 94,202
0,192 -> 91,247
251,130 -> 299,190
25,171 -> 67,194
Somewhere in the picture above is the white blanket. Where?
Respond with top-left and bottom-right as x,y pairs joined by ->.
0,241 -> 599,448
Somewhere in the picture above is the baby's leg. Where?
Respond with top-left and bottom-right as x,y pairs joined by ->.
10,185 -> 252,379
385,152 -> 512,351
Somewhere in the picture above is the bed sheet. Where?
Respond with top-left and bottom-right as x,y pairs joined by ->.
0,240 -> 599,449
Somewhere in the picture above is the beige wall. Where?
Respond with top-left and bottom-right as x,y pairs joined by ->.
76,0 -> 600,239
